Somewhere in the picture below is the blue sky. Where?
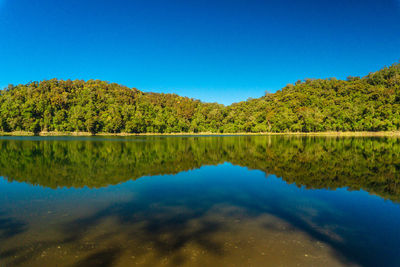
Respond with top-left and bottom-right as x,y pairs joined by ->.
0,0 -> 399,105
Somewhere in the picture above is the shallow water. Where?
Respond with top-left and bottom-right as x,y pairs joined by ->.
0,136 -> 399,266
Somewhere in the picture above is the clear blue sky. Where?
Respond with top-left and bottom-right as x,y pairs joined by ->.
0,0 -> 399,105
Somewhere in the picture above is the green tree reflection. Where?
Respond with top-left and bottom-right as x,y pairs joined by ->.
0,136 -> 399,201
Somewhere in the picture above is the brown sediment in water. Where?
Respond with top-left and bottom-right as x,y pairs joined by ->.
1,136 -> 398,266
0,203 -> 353,267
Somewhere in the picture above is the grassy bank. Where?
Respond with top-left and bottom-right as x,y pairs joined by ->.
1,131 -> 400,137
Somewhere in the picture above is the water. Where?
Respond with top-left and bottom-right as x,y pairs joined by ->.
0,136 -> 399,267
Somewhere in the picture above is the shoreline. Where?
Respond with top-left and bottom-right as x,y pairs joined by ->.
1,131 -> 400,137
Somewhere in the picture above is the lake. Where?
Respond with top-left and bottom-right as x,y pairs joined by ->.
0,136 -> 399,267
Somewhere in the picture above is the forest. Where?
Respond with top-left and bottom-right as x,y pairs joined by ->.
0,63 -> 399,134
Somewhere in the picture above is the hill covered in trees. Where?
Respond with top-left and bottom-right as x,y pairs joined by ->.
0,63 -> 399,134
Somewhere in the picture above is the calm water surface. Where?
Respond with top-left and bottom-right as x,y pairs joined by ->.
0,136 -> 399,267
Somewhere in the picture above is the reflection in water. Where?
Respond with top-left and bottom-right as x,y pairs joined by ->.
0,136 -> 399,266
1,136 -> 400,200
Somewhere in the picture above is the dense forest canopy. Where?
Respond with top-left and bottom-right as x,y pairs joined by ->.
0,63 -> 399,133
0,136 -> 399,202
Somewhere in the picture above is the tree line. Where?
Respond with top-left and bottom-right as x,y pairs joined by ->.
0,63 -> 399,134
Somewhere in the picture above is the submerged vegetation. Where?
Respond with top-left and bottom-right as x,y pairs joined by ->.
0,136 -> 399,202
0,63 -> 400,134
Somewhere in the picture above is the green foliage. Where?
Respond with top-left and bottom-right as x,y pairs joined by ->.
0,63 -> 400,133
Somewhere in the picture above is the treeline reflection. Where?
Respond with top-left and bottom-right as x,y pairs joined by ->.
0,136 -> 399,201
